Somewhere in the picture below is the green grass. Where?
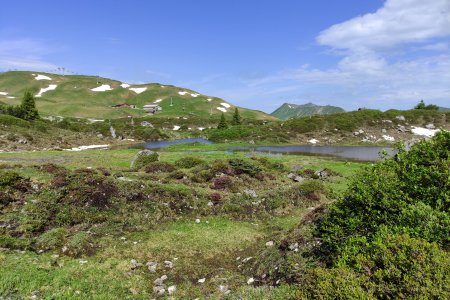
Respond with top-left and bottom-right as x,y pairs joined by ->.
0,71 -> 275,120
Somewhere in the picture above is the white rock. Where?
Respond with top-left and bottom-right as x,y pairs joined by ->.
265,241 -> 274,247
382,135 -> 395,142
308,139 -> 319,144
164,261 -> 173,268
411,126 -> 439,137
198,278 -> 206,283
173,125 -> 180,131
195,218 -> 201,223
168,285 -> 176,295
247,277 -> 255,285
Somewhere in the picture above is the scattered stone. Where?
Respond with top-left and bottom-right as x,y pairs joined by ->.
153,286 -> 165,296
425,123 -> 435,129
287,173 -> 295,179
130,259 -> 143,269
294,175 -> 305,182
247,277 -> 255,285
219,285 -> 230,294
140,121 -> 154,127
146,261 -> 158,273
397,125 -> 406,132
97,133 -> 104,138
164,261 -> 173,268
207,201 -> 214,207
154,275 -> 168,286
244,189 -> 257,198
289,242 -> 299,251
396,115 -> 406,121
18,138 -> 28,144
265,241 -> 274,247
167,285 -> 176,295
381,129 -> 387,133
79,260 -> 88,264
242,257 -> 252,263
315,169 -> 330,178
382,119 -> 393,123
198,278 -> 206,283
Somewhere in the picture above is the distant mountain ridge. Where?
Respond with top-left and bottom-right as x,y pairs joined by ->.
271,102 -> 345,120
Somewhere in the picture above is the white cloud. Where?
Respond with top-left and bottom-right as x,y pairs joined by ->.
0,39 -> 58,71
234,0 -> 450,112
317,0 -> 450,50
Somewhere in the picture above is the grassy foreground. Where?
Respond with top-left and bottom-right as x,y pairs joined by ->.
0,144 -> 363,299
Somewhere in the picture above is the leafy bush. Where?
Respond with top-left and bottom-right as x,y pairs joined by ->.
317,131 -> 450,262
144,161 -> 176,173
229,158 -> 262,176
0,171 -> 22,188
175,156 -> 205,168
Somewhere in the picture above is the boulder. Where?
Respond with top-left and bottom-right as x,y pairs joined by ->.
396,115 -> 406,121
130,150 -> 159,169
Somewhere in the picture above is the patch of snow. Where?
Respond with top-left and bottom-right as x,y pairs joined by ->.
87,119 -> 105,123
160,85 -> 166,88
129,87 -> 147,94
7,96 -> 15,99
154,99 -> 162,103
65,144 -> 109,151
91,84 -> 112,92
382,135 -> 395,141
198,127 -> 205,131
217,107 -> 227,113
191,93 -> 199,97
411,126 -> 439,137
35,84 -> 57,97
0,92 -> 8,95
207,98 -> 212,102
120,83 -> 130,88
34,74 -> 52,80
178,91 -> 188,96
308,139 -> 319,144
173,125 -> 180,131
220,102 -> 231,108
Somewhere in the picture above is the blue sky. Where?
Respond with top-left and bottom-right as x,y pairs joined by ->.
1,0 -> 449,112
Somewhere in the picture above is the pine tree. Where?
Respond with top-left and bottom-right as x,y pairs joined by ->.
231,107 -> 242,125
20,91 -> 39,120
217,113 -> 228,129
414,100 -> 426,110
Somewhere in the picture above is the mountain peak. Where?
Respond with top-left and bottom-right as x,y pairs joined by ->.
271,102 -> 345,120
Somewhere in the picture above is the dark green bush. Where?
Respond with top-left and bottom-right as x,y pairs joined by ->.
132,151 -> 159,170
317,131 -> 450,262
229,158 -> 262,176
175,156 -> 205,168
144,161 -> 176,173
0,114 -> 30,127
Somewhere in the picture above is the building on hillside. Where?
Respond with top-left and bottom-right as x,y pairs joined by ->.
143,104 -> 162,114
112,103 -> 136,109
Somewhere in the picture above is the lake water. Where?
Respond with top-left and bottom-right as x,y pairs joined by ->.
141,138 -> 214,149
142,138 -> 395,161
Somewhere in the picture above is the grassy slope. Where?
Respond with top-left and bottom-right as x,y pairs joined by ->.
0,71 -> 274,120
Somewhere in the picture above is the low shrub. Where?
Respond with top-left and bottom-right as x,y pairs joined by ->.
35,227 -> 69,251
229,158 -> 262,176
144,161 -> 176,173
131,151 -> 159,170
66,231 -> 95,257
175,156 -> 205,169
211,176 -> 233,190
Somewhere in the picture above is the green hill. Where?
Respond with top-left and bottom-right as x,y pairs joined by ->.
0,71 -> 274,120
271,102 -> 345,120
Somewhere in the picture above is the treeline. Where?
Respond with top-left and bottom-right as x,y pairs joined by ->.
0,91 -> 39,121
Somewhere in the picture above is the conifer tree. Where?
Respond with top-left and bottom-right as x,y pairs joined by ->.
217,113 -> 228,129
20,91 -> 39,120
231,107 -> 242,125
